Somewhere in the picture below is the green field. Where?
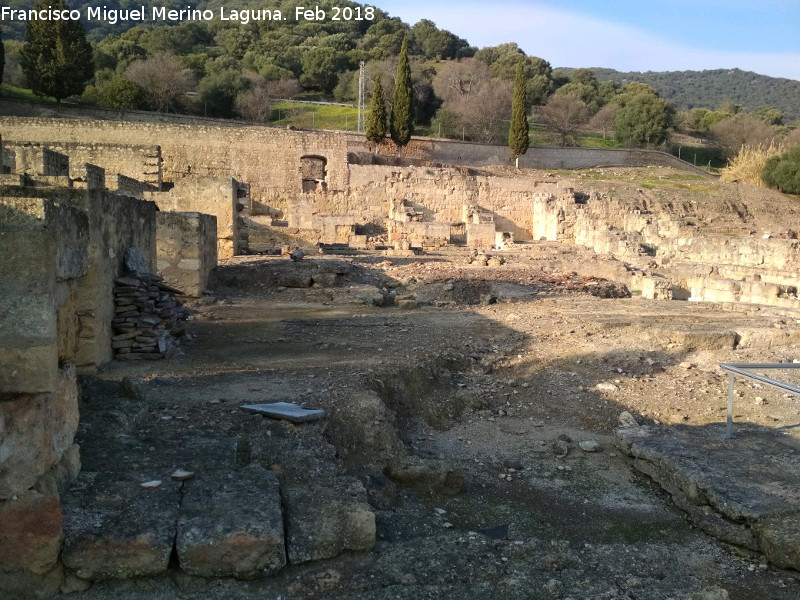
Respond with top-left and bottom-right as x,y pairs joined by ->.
271,101 -> 360,131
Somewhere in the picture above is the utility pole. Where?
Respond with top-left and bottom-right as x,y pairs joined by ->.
357,60 -> 366,132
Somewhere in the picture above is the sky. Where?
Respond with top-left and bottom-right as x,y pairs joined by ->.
369,0 -> 800,80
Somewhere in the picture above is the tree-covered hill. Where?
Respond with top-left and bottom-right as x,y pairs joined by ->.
4,0 -> 799,149
562,67 -> 800,124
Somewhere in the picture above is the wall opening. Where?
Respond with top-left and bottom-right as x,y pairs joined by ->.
300,155 -> 327,192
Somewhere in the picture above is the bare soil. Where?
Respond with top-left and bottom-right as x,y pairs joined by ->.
74,248 -> 800,600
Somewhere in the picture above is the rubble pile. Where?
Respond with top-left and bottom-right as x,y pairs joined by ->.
111,272 -> 189,361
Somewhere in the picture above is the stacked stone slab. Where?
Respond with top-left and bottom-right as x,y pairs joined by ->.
112,273 -> 188,361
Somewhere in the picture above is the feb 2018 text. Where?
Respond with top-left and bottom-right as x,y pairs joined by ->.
0,5 -> 377,25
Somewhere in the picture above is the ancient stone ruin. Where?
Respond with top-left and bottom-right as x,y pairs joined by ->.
1,116 -> 799,598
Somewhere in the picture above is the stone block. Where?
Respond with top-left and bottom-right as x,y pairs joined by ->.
283,477 -> 375,565
385,459 -> 464,496
62,474 -> 180,580
0,366 -> 79,499
0,228 -> 57,396
177,466 -> 286,579
0,489 -> 64,598
156,211 -> 217,295
754,513 -> 800,571
466,223 -> 495,249
0,491 -> 63,574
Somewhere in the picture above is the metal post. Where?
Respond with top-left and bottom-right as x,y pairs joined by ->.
357,60 -> 366,133
723,372 -> 736,440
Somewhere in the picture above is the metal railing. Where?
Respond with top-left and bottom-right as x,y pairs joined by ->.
718,362 -> 800,439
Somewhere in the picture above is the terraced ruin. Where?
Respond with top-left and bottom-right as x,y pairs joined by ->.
1,116 -> 798,599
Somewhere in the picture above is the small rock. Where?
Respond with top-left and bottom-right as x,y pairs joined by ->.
551,440 -> 569,458
596,382 -> 619,392
618,411 -> 639,428
579,440 -> 602,453
171,470 -> 195,482
290,248 -> 305,262
557,433 -> 572,443
679,361 -> 695,370
443,522 -> 454,529
140,480 -> 163,490
754,396 -> 767,406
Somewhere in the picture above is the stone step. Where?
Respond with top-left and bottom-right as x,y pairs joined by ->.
62,417 -> 377,585
177,465 -> 286,578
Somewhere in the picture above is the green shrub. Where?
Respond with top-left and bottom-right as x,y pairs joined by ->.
761,145 -> 800,194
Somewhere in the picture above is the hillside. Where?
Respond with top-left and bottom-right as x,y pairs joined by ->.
4,1 -> 799,132
569,67 -> 800,123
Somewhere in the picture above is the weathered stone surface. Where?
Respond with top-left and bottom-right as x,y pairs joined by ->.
753,513 -> 800,570
124,246 -> 152,274
0,490 -> 63,600
277,272 -> 313,288
0,366 -> 79,499
62,474 -> 180,580
616,424 -> 800,570
0,227 -> 57,396
0,491 -> 62,574
34,443 -> 82,497
326,391 -> 404,468
177,466 -> 285,578
156,211 -> 217,297
385,459 -> 464,497
0,564 -> 63,600
283,478 -> 375,565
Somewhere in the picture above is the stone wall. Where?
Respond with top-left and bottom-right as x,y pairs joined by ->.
0,195 -> 88,596
0,118 -> 349,221
0,176 -> 159,596
147,176 -> 240,258
3,140 -> 161,188
342,164 -> 563,242
156,212 -> 218,297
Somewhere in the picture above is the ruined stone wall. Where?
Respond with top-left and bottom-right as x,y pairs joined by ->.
0,183 -> 158,596
0,196 -> 88,596
0,118 -> 349,220
659,236 -> 800,271
65,189 -> 158,369
339,164 -> 563,241
156,212 -> 218,297
147,176 -> 238,258
3,140 -> 161,188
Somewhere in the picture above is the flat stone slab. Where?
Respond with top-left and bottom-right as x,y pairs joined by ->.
616,423 -> 800,570
177,465 -> 286,579
62,473 -> 180,580
241,402 -> 326,423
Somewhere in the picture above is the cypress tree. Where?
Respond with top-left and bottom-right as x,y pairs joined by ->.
509,62 -> 530,167
21,0 -> 93,102
365,77 -> 387,154
390,37 -> 414,157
